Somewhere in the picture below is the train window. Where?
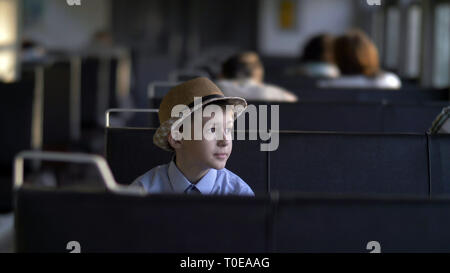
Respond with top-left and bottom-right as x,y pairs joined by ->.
372,9 -> 385,63
433,3 -> 450,87
0,0 -> 20,83
405,5 -> 422,78
385,6 -> 400,69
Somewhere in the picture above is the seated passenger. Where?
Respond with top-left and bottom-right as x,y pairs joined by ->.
319,30 -> 401,89
21,39 -> 47,63
286,33 -> 340,78
216,52 -> 298,102
131,77 -> 254,196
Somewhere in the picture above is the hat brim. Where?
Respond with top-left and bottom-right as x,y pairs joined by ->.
153,96 -> 247,151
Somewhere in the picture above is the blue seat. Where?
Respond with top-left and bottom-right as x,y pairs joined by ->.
291,88 -> 449,102
15,187 -> 268,253
274,194 -> 450,252
429,134 -> 450,196
15,187 -> 450,253
382,102 -> 449,133
277,102 -> 383,132
269,132 -> 429,196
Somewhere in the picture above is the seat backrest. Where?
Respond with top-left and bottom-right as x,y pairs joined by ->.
15,187 -> 268,253
274,195 -> 450,252
0,78 -> 35,169
16,187 -> 450,253
382,102 -> 450,133
43,61 -> 72,148
107,128 -> 431,196
0,74 -> 35,212
428,134 -> 450,196
292,88 -> 449,103
235,101 -> 449,133
269,132 -> 430,196
105,127 -> 269,194
105,127 -> 172,184
277,102 -> 383,132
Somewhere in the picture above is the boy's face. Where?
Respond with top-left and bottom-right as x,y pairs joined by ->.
178,109 -> 234,170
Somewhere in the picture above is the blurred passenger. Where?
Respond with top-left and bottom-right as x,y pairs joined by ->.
319,30 -> 401,89
286,34 -> 339,78
21,39 -> 47,63
216,52 -> 298,102
85,29 -> 136,126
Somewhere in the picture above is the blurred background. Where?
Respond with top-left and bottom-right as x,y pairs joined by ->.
0,0 -> 449,196
0,0 -> 450,253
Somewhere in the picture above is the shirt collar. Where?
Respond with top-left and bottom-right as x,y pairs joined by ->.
168,160 -> 217,194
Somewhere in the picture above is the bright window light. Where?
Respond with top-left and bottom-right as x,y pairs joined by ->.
0,0 -> 18,45
0,50 -> 16,82
0,0 -> 19,83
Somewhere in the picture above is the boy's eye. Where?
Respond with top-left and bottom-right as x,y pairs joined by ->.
206,127 -> 233,134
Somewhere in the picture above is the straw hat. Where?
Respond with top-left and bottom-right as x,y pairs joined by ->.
153,77 -> 247,151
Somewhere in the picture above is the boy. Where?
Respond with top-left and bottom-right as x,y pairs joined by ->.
131,77 -> 254,196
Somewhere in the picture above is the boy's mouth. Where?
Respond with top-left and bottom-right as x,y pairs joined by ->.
213,153 -> 228,160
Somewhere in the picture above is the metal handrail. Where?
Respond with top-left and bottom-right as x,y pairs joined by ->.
13,150 -> 144,195
105,108 -> 159,127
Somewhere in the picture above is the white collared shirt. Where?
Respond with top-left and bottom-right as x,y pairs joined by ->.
216,79 -> 298,102
130,160 -> 254,196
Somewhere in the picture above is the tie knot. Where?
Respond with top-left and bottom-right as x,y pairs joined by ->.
185,184 -> 201,195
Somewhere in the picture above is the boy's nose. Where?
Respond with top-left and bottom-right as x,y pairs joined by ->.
217,138 -> 230,147
217,132 -> 231,146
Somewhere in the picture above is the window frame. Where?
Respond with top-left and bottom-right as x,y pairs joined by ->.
431,0 -> 450,87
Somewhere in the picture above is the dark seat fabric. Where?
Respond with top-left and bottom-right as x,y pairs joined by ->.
429,135 -> 450,196
277,102 -> 383,132
0,175 -> 12,213
105,127 -> 172,184
43,61 -> 72,149
0,79 -> 34,168
15,187 -> 268,253
105,128 -> 268,194
81,58 -> 100,128
269,132 -> 429,196
274,194 -> 450,252
240,101 -> 449,133
382,102 -> 450,133
0,77 -> 35,212
292,88 -> 449,103
15,187 -> 450,253
226,133 -> 269,194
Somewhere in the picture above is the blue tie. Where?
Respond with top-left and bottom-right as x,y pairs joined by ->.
185,184 -> 201,195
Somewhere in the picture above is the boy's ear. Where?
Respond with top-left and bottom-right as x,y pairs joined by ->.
167,132 -> 182,150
